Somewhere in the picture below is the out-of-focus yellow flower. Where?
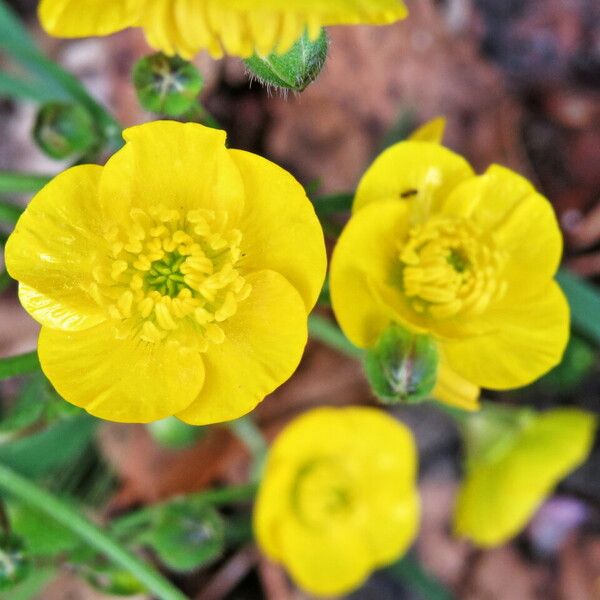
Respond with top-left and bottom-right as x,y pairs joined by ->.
454,406 -> 596,547
254,406 -> 419,597
5,121 -> 326,424
39,0 -> 408,59
330,119 -> 569,411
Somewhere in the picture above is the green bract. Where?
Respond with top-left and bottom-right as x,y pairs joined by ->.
363,324 -> 439,404
244,29 -> 329,92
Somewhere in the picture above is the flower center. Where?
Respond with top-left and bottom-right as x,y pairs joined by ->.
399,216 -> 506,320
91,205 -> 251,350
292,459 -> 355,529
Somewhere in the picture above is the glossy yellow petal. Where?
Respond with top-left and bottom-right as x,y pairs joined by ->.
454,409 -> 596,547
353,141 -> 474,213
38,321 -> 204,423
432,359 -> 480,411
5,166 -> 108,331
442,165 -> 563,290
330,200 -> 414,348
177,270 -> 307,425
229,149 -> 326,313
100,121 -> 245,224
140,0 -> 407,59
409,117 -> 446,144
443,281 -> 570,389
39,0 -> 140,37
279,522 -> 372,597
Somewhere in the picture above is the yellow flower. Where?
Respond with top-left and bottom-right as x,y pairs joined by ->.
5,121 -> 326,424
330,121 -> 569,410
39,0 -> 408,59
254,406 -> 419,597
454,406 -> 596,547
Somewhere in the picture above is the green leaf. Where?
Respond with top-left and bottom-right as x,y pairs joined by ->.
0,352 -> 40,381
7,502 -> 80,557
557,268 -> 600,346
0,533 -> 30,591
0,377 -> 47,434
0,71 -> 60,103
0,415 -> 97,477
0,199 -> 25,223
310,192 -> 353,217
142,501 -> 225,573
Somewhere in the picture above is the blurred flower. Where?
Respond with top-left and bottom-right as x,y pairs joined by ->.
254,406 -> 419,597
454,405 -> 596,547
330,119 -> 569,410
5,121 -> 326,424
39,0 -> 408,59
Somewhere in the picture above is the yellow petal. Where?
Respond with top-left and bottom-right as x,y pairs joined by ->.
279,521 -> 372,597
141,0 -> 408,59
353,141 -> 474,213
331,199 -> 424,348
409,116 -> 446,143
100,121 -> 245,224
5,166 -> 108,331
442,164 -> 563,290
229,149 -> 326,313
443,281 -> 570,389
176,270 -> 307,425
38,321 -> 204,423
454,408 -> 596,547
432,358 -> 480,411
39,0 -> 140,37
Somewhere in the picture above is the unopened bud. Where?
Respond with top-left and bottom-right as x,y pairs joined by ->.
364,325 -> 438,404
33,102 -> 97,160
133,53 -> 204,117
244,29 -> 329,92
147,416 -> 205,449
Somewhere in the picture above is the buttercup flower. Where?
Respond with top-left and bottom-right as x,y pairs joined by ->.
254,406 -> 419,597
330,121 -> 569,410
5,121 -> 326,424
454,405 -> 596,547
39,0 -> 408,59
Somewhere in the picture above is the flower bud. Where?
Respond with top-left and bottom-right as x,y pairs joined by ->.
0,533 -> 30,590
133,53 -> 204,117
147,416 -> 205,449
33,102 -> 97,160
84,565 -> 146,596
363,325 -> 438,404
244,29 -> 329,92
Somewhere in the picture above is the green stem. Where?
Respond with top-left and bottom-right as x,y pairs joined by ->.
0,463 -> 189,600
311,192 -> 353,217
228,417 -> 268,481
308,314 -> 363,360
0,173 -> 51,196
0,351 -> 40,379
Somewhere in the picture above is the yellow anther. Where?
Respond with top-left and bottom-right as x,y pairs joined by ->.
138,297 -> 154,318
155,302 -> 178,330
111,261 -> 128,280
134,255 -> 152,271
141,321 -> 166,343
205,323 -> 226,344
117,291 -> 134,318
215,292 -> 237,322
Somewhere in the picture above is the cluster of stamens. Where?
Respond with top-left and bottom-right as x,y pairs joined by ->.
91,204 -> 250,350
399,216 -> 506,320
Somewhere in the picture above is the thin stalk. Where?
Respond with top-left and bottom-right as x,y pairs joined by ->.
0,463 -> 189,600
0,172 -> 52,196
387,555 -> 455,600
0,351 -> 40,379
228,417 -> 268,481
308,314 -> 363,360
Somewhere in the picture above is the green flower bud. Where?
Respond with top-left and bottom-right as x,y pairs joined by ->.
133,53 -> 204,117
147,416 -> 205,449
363,324 -> 439,405
0,533 -> 30,590
33,103 -> 97,160
244,29 -> 329,92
